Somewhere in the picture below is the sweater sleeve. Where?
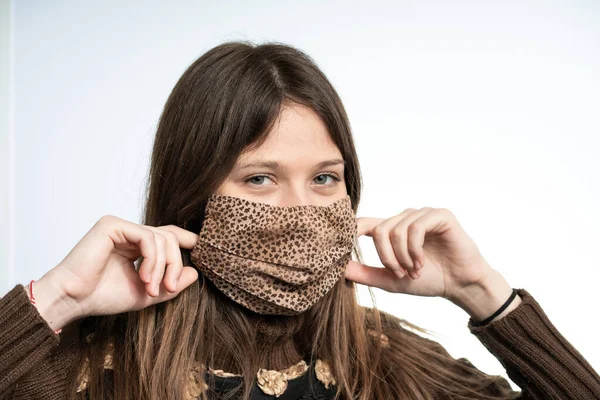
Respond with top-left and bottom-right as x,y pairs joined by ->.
467,287 -> 600,399
0,284 -> 82,400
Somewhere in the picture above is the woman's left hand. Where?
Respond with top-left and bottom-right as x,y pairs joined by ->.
344,207 -> 498,303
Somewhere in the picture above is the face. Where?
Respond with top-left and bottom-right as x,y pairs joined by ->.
215,102 -> 347,207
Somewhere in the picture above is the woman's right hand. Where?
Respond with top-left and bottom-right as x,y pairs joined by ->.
30,215 -> 200,331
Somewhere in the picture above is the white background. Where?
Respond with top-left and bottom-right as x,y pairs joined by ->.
1,0 -> 599,390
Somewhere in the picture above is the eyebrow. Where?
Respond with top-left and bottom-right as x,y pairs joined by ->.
235,158 -> 345,170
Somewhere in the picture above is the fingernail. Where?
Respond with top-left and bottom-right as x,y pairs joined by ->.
154,283 -> 160,296
414,260 -> 421,270
172,279 -> 178,291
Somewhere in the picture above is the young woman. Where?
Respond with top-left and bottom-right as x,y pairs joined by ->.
1,41 -> 599,400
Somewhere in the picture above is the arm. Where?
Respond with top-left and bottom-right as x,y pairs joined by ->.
468,288 -> 600,399
451,270 -> 600,399
0,284 -> 82,400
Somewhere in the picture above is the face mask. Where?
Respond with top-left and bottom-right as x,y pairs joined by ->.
190,194 -> 357,315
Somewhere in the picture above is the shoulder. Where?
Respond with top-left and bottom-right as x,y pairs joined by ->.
360,305 -> 477,364
360,306 -> 520,398
361,305 -> 439,350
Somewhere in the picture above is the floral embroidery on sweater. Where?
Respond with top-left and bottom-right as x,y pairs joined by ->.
314,359 -> 336,389
367,328 -> 390,348
184,359 -> 333,399
187,363 -> 209,399
256,359 -> 309,397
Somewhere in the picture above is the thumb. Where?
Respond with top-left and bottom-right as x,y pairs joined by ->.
344,259 -> 401,292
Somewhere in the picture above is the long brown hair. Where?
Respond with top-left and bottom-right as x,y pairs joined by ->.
68,40 -> 519,400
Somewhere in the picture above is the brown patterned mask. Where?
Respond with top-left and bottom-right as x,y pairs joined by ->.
190,194 -> 358,315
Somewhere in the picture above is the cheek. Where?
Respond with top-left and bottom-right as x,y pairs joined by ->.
213,180 -> 241,196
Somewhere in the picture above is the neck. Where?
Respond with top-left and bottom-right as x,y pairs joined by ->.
209,312 -> 305,374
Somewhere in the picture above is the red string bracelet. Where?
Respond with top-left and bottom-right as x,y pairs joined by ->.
29,280 -> 63,335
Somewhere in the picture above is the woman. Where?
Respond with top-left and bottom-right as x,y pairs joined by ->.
1,40 -> 598,400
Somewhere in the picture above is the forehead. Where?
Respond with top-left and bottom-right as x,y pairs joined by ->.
239,103 -> 342,164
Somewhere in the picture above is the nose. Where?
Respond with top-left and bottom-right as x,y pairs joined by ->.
278,190 -> 313,207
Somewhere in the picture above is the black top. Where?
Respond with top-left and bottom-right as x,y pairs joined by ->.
203,359 -> 336,400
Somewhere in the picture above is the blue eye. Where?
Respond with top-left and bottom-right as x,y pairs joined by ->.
313,173 -> 341,185
244,173 -> 341,187
246,175 -> 274,186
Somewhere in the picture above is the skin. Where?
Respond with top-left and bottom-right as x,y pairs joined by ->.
28,102 -> 520,332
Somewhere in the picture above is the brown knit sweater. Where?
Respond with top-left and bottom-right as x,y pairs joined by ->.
0,285 -> 599,399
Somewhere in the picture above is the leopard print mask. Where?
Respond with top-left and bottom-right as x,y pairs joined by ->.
190,194 -> 358,315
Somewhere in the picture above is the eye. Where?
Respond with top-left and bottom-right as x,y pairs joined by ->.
245,174 -> 275,187
244,173 -> 342,188
313,173 -> 341,186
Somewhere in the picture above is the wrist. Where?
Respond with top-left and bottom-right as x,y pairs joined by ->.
448,268 -> 522,323
27,274 -> 83,331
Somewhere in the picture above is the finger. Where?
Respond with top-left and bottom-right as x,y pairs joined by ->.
371,224 -> 407,279
156,228 -> 183,293
359,212 -> 415,279
356,217 -> 384,237
408,208 -> 448,270
111,219 -> 156,285
390,209 -> 429,279
344,260 -> 404,292
148,266 -> 199,306
149,232 -> 168,297
145,225 -> 193,293
157,225 -> 199,250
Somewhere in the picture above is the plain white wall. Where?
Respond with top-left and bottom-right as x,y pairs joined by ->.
0,0 -> 12,302
2,0 -> 599,390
